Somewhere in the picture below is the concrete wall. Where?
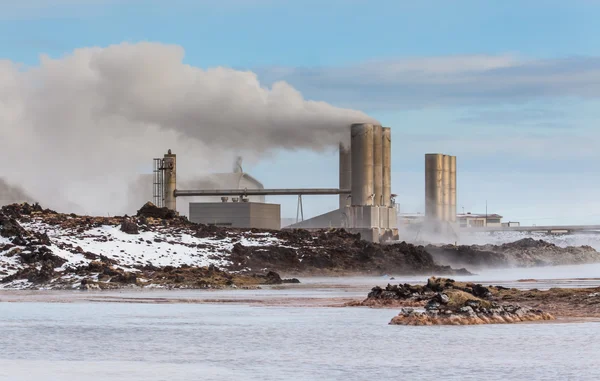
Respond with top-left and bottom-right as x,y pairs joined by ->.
189,202 -> 280,230
382,127 -> 391,207
372,125 -> 383,206
425,153 -> 444,220
339,142 -> 352,209
351,123 -> 374,206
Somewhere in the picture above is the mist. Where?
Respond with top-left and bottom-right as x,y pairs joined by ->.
0,42 -> 375,215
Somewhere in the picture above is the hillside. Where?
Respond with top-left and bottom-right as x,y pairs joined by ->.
0,203 -> 467,290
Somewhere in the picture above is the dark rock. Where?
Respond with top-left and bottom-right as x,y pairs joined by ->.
425,300 -> 441,311
471,284 -> 492,299
263,271 -> 283,285
136,202 -> 177,220
120,218 -> 139,234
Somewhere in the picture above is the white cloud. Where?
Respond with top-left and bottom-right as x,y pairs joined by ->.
257,55 -> 600,111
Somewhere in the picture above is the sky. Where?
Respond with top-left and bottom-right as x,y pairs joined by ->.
2,0 -> 600,225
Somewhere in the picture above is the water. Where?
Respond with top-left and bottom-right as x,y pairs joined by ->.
2,265 -> 600,380
1,303 -> 599,380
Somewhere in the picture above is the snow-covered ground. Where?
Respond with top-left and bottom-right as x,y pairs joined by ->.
1,216 -> 286,283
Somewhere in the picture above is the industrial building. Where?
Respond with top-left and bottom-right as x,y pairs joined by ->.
425,153 -> 457,231
189,201 -> 280,230
152,123 -> 399,242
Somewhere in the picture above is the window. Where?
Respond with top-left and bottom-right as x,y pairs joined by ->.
487,218 -> 501,224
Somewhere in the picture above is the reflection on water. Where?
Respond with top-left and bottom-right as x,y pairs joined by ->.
1,302 -> 600,381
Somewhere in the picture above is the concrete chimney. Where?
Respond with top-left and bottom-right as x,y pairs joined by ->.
442,154 -> 451,221
449,155 -> 457,222
372,125 -> 383,206
163,149 -> 177,212
339,142 -> 352,209
425,153 -> 444,220
382,127 -> 391,207
351,123 -> 374,206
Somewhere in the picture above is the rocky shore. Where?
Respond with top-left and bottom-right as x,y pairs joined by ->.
427,238 -> 600,269
0,202 -> 467,290
355,277 -> 600,325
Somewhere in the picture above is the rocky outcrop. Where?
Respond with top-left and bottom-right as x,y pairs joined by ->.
390,301 -> 554,326
390,286 -> 555,326
120,218 -> 139,235
427,238 -> 600,269
1,202 -> 471,290
357,277 -> 487,307
136,202 -> 177,220
230,234 -> 471,276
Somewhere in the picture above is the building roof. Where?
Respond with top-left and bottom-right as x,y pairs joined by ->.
457,213 -> 503,219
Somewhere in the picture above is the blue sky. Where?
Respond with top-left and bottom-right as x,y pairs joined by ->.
3,0 -> 600,224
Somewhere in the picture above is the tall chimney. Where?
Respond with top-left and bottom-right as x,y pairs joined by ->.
351,123 -> 374,206
372,125 -> 383,206
339,142 -> 352,209
382,127 -> 392,207
442,154 -> 451,221
163,149 -> 177,212
449,155 -> 457,222
425,153 -> 444,220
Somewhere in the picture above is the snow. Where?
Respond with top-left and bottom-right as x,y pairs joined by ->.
10,218 -> 288,271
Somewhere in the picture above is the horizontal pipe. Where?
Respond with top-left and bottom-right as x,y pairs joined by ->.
175,188 -> 351,197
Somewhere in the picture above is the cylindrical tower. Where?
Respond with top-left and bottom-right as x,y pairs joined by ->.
442,154 -> 451,221
382,127 -> 392,207
425,153 -> 444,220
372,125 -> 383,206
163,149 -> 177,212
351,123 -> 374,206
339,142 -> 352,209
449,155 -> 457,223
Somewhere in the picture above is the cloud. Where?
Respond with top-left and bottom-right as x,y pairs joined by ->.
455,108 -> 572,129
256,55 -> 600,111
0,42 -> 374,215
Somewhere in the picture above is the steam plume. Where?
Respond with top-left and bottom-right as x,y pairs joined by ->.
0,42 -> 376,215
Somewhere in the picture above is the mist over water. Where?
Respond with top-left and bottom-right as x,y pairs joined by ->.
459,231 -> 600,251
0,42 -> 375,216
2,299 -> 600,381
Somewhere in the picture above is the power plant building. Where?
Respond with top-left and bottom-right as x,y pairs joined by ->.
153,122 -> 399,242
189,201 -> 280,230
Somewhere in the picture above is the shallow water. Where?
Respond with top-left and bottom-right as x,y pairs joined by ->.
2,265 -> 600,380
1,302 -> 600,381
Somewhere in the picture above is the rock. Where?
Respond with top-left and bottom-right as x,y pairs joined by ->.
471,284 -> 492,299
120,218 -> 139,235
425,300 -> 441,311
433,292 -> 450,305
136,202 -> 177,219
0,216 -> 27,238
263,271 -> 283,285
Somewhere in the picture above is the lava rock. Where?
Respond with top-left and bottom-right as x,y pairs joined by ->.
120,219 -> 139,235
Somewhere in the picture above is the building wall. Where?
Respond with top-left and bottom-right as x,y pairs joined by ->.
189,202 -> 280,230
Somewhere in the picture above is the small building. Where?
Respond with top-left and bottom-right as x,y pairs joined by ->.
189,201 -> 280,230
457,213 -> 503,228
399,213 -> 425,225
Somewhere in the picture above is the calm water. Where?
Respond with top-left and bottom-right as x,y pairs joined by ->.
2,265 -> 600,380
1,301 -> 600,381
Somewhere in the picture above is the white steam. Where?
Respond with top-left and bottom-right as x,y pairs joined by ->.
0,42 -> 375,215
